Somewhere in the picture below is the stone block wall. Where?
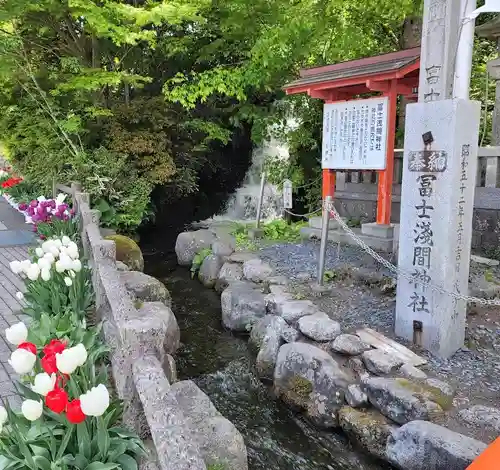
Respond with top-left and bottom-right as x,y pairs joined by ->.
68,188 -> 248,470
334,183 -> 500,251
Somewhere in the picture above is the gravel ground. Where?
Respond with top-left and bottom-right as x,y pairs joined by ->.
258,240 -> 500,443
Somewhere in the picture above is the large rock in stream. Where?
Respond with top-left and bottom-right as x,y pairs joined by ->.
386,421 -> 487,470
274,342 -> 352,428
221,284 -> 266,332
362,377 -> 448,424
121,271 -> 172,308
175,230 -> 216,266
198,254 -> 224,288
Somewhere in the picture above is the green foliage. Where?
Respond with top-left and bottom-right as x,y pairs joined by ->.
190,248 -> 212,278
36,218 -> 81,241
231,219 -> 307,249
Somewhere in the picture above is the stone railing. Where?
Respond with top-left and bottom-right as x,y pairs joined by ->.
56,183 -> 247,470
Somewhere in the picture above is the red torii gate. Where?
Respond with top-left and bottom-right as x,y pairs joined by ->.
284,48 -> 420,226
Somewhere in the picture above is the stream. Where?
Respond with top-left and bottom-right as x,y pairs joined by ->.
142,244 -> 386,470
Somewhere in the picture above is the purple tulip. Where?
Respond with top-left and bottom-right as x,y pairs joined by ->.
29,200 -> 38,208
18,203 -> 28,211
27,206 -> 35,216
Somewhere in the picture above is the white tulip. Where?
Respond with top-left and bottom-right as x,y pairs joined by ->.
8,349 -> 36,374
80,384 -> 110,417
9,261 -> 22,274
73,343 -> 87,366
41,268 -> 51,282
15,292 -> 24,301
37,258 -> 50,270
64,277 -> 72,287
56,193 -> 66,205
66,243 -> 79,260
49,247 -> 60,258
62,236 -> 71,247
20,260 -> 31,274
35,247 -> 44,258
5,322 -> 28,345
53,239 -> 62,249
0,406 -> 7,425
71,259 -> 82,273
32,373 -> 56,396
26,264 -> 40,281
21,400 -> 43,421
69,270 -> 76,278
41,241 -> 54,253
56,344 -> 87,374
43,253 -> 55,264
37,196 -> 47,203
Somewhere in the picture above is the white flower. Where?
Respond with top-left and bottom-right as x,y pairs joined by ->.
41,241 -> 54,253
71,259 -> 82,273
73,343 -> 87,366
80,384 -> 110,417
37,196 -> 47,203
37,258 -> 51,270
43,253 -> 55,264
15,292 -> 24,301
5,322 -> 28,345
64,277 -> 72,287
56,193 -> 66,205
32,373 -> 56,396
41,268 -> 51,282
8,349 -> 36,374
66,243 -> 79,260
49,247 -> 60,258
56,344 -> 87,374
0,406 -> 7,425
26,263 -> 40,281
35,247 -> 44,258
9,261 -> 22,274
62,236 -> 71,247
53,239 -> 62,249
21,400 -> 43,421
55,260 -> 67,273
20,260 -> 31,273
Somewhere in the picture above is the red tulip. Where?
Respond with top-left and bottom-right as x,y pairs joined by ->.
66,399 -> 85,424
43,339 -> 66,356
41,354 -> 57,374
46,388 -> 68,413
18,342 -> 37,355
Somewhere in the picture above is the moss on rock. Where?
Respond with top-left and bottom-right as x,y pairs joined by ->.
395,378 -> 453,410
105,234 -> 144,272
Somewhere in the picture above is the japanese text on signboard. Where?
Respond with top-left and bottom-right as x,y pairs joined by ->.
322,97 -> 388,170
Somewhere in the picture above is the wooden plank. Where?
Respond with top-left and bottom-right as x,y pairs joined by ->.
356,327 -> 427,367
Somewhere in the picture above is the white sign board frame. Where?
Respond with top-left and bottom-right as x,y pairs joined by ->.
283,179 -> 293,209
322,97 -> 389,170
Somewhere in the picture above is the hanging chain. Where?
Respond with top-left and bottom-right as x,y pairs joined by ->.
323,199 -> 500,307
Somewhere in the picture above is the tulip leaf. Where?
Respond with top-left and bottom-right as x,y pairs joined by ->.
97,418 -> 109,460
55,424 -> 74,461
32,455 -> 50,470
71,454 -> 89,470
77,423 -> 91,460
115,454 -> 137,470
84,463 -> 119,470
14,382 -> 39,401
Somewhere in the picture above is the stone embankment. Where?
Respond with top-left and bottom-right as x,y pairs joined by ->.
74,191 -> 248,470
176,228 -> 496,470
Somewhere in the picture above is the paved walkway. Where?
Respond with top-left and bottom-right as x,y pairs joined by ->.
0,197 -> 35,409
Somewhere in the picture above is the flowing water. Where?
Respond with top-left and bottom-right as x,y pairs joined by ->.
142,246 -> 386,470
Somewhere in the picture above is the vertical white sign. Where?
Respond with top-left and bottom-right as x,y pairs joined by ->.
322,97 -> 388,170
418,0 -> 460,102
283,179 -> 293,209
395,99 -> 480,358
